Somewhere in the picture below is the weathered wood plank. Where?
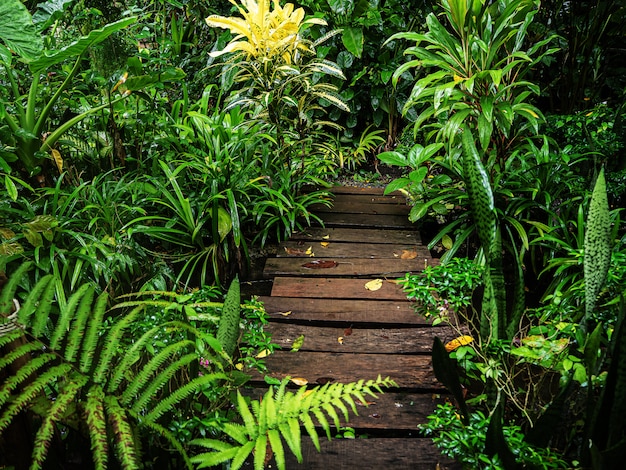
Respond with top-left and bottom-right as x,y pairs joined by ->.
264,257 -> 436,277
290,227 -> 422,244
271,438 -> 459,470
241,388 -> 448,430
278,240 -> 431,259
315,212 -> 415,229
310,200 -> 411,216
254,351 -> 440,389
270,277 -> 410,300
259,297 -> 428,325
325,186 -> 401,196
330,193 -> 408,205
268,323 -> 456,354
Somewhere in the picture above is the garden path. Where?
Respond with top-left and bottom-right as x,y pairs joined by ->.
250,186 -> 459,469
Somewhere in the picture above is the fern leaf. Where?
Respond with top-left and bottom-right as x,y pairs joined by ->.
330,395 -> 350,422
128,353 -> 197,411
83,385 -> 108,470
268,428 -> 286,469
216,275 -> 241,357
0,352 -> 56,407
190,443 -> 239,469
222,422 -> 250,446
93,306 -> 143,384
22,274 -> 56,337
312,408 -> 332,439
0,329 -> 23,348
0,363 -> 72,433
300,413 -> 321,451
278,418 -> 302,462
79,291 -> 109,373
321,402 -> 341,429
64,285 -> 96,362
116,340 -> 194,398
231,440 -> 255,470
49,283 -> 89,349
104,396 -> 139,470
237,389 -> 258,439
0,340 -> 41,372
253,433 -> 268,470
144,373 -> 227,422
32,373 -> 88,469
0,262 -> 33,314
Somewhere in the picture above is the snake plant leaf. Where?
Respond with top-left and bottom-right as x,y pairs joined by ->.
29,17 -> 137,73
583,168 -> 611,323
461,128 -> 496,255
0,0 -> 43,61
432,337 -> 469,425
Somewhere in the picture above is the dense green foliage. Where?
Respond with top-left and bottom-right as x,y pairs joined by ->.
1,0 -> 626,468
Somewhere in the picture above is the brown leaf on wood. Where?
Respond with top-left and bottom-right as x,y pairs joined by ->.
400,249 -> 418,259
344,327 -> 353,336
301,260 -> 338,269
284,246 -> 307,256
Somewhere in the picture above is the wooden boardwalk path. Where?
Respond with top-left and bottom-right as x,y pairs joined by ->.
249,186 -> 459,469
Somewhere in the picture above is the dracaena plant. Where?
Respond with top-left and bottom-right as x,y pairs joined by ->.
206,0 -> 349,176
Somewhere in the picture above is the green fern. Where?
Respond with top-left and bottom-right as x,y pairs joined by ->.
191,375 -> 397,470
0,263 -> 230,469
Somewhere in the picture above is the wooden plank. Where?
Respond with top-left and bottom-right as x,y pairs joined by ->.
315,212 -> 415,229
278,240 -> 431,259
270,277 -> 410,300
290,227 -> 422,244
259,297 -> 429,325
264,257 -> 436,277
241,388 -> 448,430
255,351 -> 440,389
268,324 -> 456,354
310,200 -> 411,216
265,438 -> 459,470
327,186 -> 400,196
330,193 -> 409,205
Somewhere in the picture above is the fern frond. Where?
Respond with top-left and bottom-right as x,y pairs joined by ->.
0,363 -> 72,432
104,396 -> 139,470
267,428 -> 286,468
0,328 -> 23,348
79,290 -> 109,373
231,440 -> 255,470
222,422 -> 250,446
237,388 -> 258,438
253,433 -> 268,470
130,414 -> 193,470
49,283 -> 89,349
32,373 -> 88,470
0,262 -> 33,314
83,385 -> 109,470
93,305 -> 143,384
21,274 -> 56,336
127,352 -> 197,410
144,372 -> 228,422
190,441 -> 240,469
300,413 -> 321,451
115,339 -> 194,398
63,285 -> 96,362
0,352 -> 56,407
0,340 -> 41,371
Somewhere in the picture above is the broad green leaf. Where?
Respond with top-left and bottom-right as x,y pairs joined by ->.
5,175 -> 17,201
29,17 -> 137,73
0,0 -> 43,61
124,68 -> 186,90
342,27 -> 364,58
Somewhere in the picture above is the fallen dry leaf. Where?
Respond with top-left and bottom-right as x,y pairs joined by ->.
364,279 -> 383,291
235,363 -> 244,371
444,335 -> 474,352
322,235 -> 330,239
320,241 -> 329,248
291,377 -> 309,386
255,349 -> 271,358
284,246 -> 307,256
305,246 -> 314,257
344,327 -> 353,336
291,334 -> 305,352
337,336 -> 344,344
400,249 -> 418,260
302,260 -> 338,269
278,311 -> 292,317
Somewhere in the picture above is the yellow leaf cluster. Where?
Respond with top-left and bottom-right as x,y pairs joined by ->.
205,0 -> 326,64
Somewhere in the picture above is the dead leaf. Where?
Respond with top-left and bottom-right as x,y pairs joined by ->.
291,377 -> 308,386
305,246 -> 314,257
400,249 -> 418,260
393,252 -> 399,258
337,336 -> 344,344
322,235 -> 330,240
51,149 -> 63,173
320,241 -> 329,248
278,311 -> 292,317
344,327 -> 352,336
364,279 -> 383,291
255,349 -> 271,358
302,260 -> 338,269
284,246 -> 307,256
444,335 -> 474,352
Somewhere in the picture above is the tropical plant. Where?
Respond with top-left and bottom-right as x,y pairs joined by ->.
0,262 -> 234,469
191,375 -> 397,470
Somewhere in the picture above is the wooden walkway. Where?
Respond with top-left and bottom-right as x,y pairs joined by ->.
249,186 -> 459,469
